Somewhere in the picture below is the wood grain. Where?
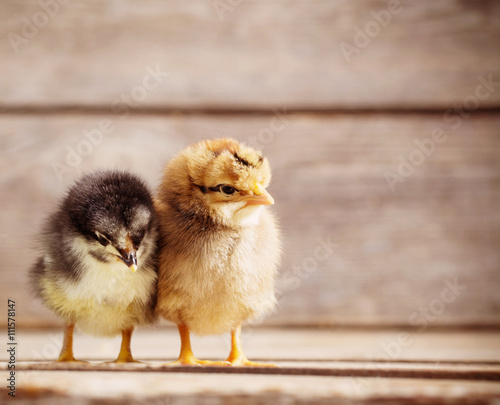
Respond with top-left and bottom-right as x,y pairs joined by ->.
2,329 -> 500,404
1,112 -> 498,327
10,328 -> 500,363
9,361 -> 500,381
0,0 -> 499,109
6,370 -> 500,405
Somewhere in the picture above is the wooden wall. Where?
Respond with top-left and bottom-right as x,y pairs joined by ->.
0,0 -> 499,327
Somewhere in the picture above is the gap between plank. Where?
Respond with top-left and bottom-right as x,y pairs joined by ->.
9,362 -> 500,382
1,105 -> 500,117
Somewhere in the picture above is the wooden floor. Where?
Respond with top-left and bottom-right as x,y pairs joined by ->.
2,327 -> 500,404
2,0 -> 500,330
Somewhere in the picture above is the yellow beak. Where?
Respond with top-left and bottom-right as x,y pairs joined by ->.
245,189 -> 275,206
121,235 -> 138,272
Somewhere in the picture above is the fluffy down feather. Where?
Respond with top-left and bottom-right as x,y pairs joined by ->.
30,170 -> 158,337
156,138 -> 281,335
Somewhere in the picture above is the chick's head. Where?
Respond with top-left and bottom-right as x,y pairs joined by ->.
64,171 -> 156,272
161,138 -> 274,228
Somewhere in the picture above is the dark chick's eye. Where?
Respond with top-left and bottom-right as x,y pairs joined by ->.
94,232 -> 109,247
220,185 -> 237,196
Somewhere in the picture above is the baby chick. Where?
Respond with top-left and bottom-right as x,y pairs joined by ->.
30,170 -> 158,363
156,138 -> 281,366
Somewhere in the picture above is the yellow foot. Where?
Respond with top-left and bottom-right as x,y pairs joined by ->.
227,355 -> 277,367
166,354 -> 230,367
56,355 -> 88,364
105,357 -> 142,364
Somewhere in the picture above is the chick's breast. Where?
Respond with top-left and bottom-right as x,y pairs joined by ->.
157,205 -> 280,336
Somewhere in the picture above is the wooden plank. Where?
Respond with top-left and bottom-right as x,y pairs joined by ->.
7,328 -> 500,363
0,113 -> 499,326
2,330 -> 500,404
9,361 -> 500,381
5,370 -> 500,405
1,0 -> 500,109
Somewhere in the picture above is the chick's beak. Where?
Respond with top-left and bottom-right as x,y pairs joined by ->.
120,249 -> 138,272
245,184 -> 275,206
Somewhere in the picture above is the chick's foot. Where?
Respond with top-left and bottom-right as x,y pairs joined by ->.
167,323 -> 231,366
105,356 -> 142,364
167,353 -> 230,367
56,354 -> 88,363
56,322 -> 89,363
227,324 -> 277,367
227,354 -> 277,367
168,359 -> 230,366
105,328 -> 142,363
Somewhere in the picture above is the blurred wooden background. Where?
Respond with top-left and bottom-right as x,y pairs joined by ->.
0,0 -> 499,328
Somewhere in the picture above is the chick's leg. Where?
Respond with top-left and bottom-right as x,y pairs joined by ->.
110,327 -> 140,363
168,324 -> 229,366
57,322 -> 85,362
227,324 -> 277,367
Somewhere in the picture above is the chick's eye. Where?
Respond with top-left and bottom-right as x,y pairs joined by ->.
220,185 -> 237,196
94,232 -> 109,247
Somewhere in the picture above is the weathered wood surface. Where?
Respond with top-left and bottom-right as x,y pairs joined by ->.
8,361 -> 500,381
1,113 -> 499,326
1,329 -> 500,404
1,0 -> 500,109
6,328 -> 500,363
5,371 -> 500,405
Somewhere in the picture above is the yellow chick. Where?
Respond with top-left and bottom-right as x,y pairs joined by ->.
155,138 -> 281,366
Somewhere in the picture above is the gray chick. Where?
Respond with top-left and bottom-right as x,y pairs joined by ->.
30,170 -> 158,362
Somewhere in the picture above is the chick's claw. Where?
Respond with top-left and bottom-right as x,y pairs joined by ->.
195,360 -> 231,367
56,356 -> 88,364
167,356 -> 230,367
105,357 -> 142,364
227,355 -> 277,368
